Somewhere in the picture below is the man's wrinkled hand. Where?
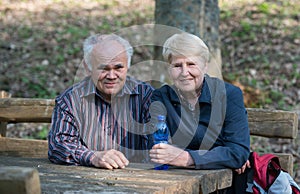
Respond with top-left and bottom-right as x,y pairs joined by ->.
91,149 -> 129,169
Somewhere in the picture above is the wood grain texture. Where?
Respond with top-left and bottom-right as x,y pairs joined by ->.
0,98 -> 298,178
0,98 -> 298,139
0,166 -> 41,194
0,137 -> 48,158
0,156 -> 232,193
247,108 -> 298,139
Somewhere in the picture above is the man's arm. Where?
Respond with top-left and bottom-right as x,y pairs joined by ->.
48,104 -> 130,168
48,104 -> 95,166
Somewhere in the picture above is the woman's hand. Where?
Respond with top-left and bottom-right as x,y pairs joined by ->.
149,143 -> 194,167
235,160 -> 250,174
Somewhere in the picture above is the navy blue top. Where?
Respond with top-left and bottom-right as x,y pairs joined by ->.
150,75 -> 250,169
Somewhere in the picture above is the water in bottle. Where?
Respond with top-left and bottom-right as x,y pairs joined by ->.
153,115 -> 169,170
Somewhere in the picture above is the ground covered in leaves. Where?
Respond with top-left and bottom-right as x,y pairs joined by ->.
1,0 -> 300,182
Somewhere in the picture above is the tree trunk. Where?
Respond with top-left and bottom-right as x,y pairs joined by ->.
155,0 -> 222,79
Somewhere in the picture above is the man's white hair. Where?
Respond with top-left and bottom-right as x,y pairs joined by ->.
83,34 -> 133,70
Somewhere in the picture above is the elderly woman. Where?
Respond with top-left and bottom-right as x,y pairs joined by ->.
149,33 -> 250,171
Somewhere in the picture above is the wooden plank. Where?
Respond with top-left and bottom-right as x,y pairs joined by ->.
0,98 -> 54,122
197,169 -> 232,194
0,137 -> 48,158
0,166 -> 41,194
248,108 -> 298,139
0,99 -> 298,139
0,156 -> 232,193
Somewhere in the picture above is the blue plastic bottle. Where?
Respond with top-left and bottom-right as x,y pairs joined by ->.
153,115 -> 169,170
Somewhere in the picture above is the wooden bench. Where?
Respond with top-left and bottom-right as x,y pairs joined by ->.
0,98 -> 298,174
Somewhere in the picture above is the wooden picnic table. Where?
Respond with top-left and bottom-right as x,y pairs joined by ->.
0,155 -> 232,194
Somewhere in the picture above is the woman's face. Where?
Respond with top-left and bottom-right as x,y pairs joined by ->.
169,55 -> 207,94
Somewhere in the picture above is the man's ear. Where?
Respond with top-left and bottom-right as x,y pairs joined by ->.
83,59 -> 92,76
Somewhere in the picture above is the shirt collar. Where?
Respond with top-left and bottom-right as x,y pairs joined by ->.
169,74 -> 212,104
80,76 -> 140,99
198,75 -> 212,103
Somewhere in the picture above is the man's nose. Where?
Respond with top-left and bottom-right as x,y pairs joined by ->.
106,69 -> 117,79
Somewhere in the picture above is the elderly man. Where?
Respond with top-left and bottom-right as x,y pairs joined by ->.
48,34 -> 153,169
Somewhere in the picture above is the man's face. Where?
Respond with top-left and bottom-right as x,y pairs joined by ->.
90,40 -> 128,100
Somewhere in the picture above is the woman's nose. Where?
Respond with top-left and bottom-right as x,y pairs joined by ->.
181,64 -> 190,76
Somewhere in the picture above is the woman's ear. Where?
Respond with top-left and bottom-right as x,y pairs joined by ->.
203,63 -> 208,73
83,59 -> 92,76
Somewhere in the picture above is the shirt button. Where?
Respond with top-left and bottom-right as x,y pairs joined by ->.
106,126 -> 111,135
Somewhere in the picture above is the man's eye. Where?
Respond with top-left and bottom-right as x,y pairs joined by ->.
187,63 -> 196,66
96,64 -> 107,70
97,67 -> 105,71
115,64 -> 124,69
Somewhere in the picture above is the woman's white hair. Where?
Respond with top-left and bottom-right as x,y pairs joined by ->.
162,33 -> 209,64
83,34 -> 133,70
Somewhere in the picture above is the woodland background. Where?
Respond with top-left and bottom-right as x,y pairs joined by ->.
0,0 -> 299,182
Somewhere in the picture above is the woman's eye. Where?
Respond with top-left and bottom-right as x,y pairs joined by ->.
172,63 -> 182,68
187,63 -> 196,66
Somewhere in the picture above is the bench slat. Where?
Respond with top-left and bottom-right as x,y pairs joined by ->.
0,98 -> 54,122
0,137 -> 48,158
0,98 -> 298,139
248,108 -> 298,139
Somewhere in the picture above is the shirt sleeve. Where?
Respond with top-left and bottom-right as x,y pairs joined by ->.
48,100 -> 95,166
188,86 -> 250,169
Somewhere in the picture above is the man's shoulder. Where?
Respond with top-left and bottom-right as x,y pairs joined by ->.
55,77 -> 92,102
125,76 -> 154,92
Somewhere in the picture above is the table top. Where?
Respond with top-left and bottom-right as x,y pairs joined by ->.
0,155 -> 232,194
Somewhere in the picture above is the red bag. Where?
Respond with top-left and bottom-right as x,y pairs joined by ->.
250,152 -> 300,194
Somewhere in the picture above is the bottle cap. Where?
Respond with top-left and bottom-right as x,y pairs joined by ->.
157,115 -> 166,120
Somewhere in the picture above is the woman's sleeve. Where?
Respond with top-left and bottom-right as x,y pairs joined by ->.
188,87 -> 250,169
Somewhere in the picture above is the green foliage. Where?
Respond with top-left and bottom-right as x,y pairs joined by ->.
231,20 -> 256,40
225,72 -> 238,82
37,125 -> 49,140
258,2 -> 271,14
250,136 -> 272,153
221,0 -> 300,112
220,10 -> 233,20
18,26 -> 33,39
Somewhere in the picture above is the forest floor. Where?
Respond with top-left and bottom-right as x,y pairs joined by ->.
0,0 -> 300,182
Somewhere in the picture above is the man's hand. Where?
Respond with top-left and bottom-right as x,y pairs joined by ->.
91,149 -> 129,169
149,143 -> 194,167
235,160 -> 250,174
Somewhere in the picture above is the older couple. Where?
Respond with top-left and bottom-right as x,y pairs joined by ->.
48,33 -> 250,174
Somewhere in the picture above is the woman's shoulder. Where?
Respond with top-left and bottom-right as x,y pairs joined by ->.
205,76 -> 242,94
154,84 -> 176,95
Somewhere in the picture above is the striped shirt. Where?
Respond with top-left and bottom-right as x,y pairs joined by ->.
48,76 -> 154,166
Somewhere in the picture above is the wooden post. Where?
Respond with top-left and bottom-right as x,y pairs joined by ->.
0,166 -> 41,194
0,91 -> 11,137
